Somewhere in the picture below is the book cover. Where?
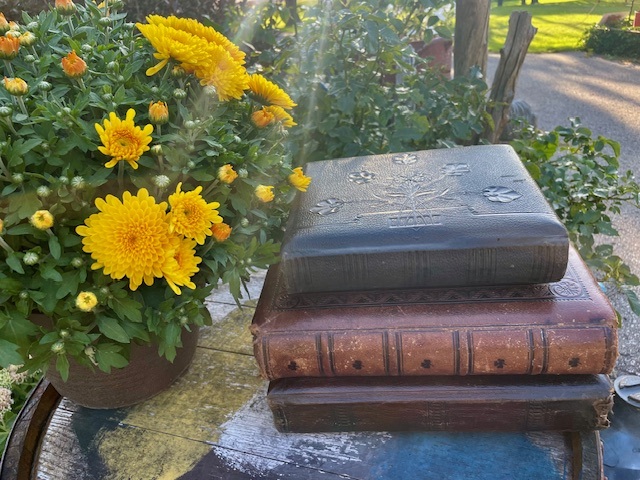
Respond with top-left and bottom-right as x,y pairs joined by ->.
267,374 -> 614,433
251,246 -> 617,380
280,145 -> 569,293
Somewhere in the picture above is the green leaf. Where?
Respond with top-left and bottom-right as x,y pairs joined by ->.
109,296 -> 143,323
95,347 -> 128,373
0,277 -> 24,294
48,236 -> 62,259
96,316 -> 131,343
625,289 -> 640,317
56,354 -> 70,382
0,339 -> 23,367
6,253 -> 25,274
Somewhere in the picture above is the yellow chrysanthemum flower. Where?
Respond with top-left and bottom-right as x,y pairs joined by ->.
0,35 -> 19,60
288,167 -> 312,192
162,236 -> 201,295
264,105 -> 296,128
30,210 -> 54,230
136,23 -> 211,76
255,185 -> 274,203
167,182 -> 223,245
217,164 -> 238,184
76,189 -> 174,291
194,44 -> 249,102
211,223 -> 232,242
251,108 -> 275,128
3,77 -> 28,96
95,109 -> 154,170
145,15 -> 245,65
248,74 -> 297,110
76,291 -> 98,312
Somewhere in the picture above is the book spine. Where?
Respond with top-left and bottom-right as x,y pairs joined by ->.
268,396 -> 612,433
284,244 -> 568,293
253,325 -> 617,380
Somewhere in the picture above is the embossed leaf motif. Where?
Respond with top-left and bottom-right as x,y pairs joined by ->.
309,198 -> 345,215
483,186 -> 522,203
348,171 -> 376,184
442,163 -> 470,176
392,153 -> 417,165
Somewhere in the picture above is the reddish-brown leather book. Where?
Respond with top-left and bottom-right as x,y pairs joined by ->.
280,145 -> 569,294
267,374 -> 614,433
251,246 -> 617,380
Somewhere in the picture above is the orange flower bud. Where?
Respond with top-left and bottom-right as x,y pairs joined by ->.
0,35 -> 19,60
55,0 -> 76,15
0,13 -> 9,34
211,223 -> 232,242
3,77 -> 28,96
251,108 -> 275,128
61,51 -> 87,78
19,31 -> 37,47
148,101 -> 169,124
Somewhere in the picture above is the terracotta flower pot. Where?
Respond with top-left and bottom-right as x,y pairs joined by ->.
45,327 -> 199,409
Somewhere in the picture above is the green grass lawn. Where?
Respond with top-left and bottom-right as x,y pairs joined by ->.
489,0 -> 632,52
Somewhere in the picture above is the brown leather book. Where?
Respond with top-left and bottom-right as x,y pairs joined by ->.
280,145 -> 569,294
251,246 -> 618,380
267,374 -> 614,433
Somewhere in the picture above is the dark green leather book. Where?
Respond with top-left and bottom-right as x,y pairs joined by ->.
280,145 -> 569,293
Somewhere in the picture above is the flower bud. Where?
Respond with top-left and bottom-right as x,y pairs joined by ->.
179,316 -> 189,325
38,81 -> 52,92
19,291 -> 29,299
30,210 -> 54,230
211,222 -> 232,242
58,176 -> 69,184
76,291 -> 98,312
19,32 -> 37,47
173,88 -> 187,100
0,14 -> 10,34
62,51 -> 87,78
36,185 -> 51,197
184,120 -> 196,130
55,0 -> 77,15
106,61 -> 118,72
59,329 -> 70,339
171,66 -> 186,78
98,17 -> 111,26
203,85 -> 217,98
41,142 -> 50,151
71,257 -> 84,268
23,252 -> 39,265
124,22 -> 136,30
24,54 -> 36,63
71,176 -> 85,189
218,164 -> 238,184
81,43 -> 92,53
3,77 -> 28,96
152,175 -> 170,188
0,106 -> 13,117
240,218 -> 249,227
150,145 -> 163,156
255,185 -> 275,203
149,101 -> 168,125
51,341 -> 65,354
238,168 -> 248,178
0,36 -> 20,60
101,93 -> 113,102
11,173 -> 23,183
27,21 -> 39,30
186,160 -> 196,169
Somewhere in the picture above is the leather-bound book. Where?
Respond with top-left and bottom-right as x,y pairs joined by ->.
280,145 -> 569,294
251,246 -> 617,380
267,374 -> 614,433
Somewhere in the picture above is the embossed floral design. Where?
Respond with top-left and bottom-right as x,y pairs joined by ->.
442,163 -> 471,176
392,153 -> 417,165
482,186 -> 522,203
310,198 -> 345,215
348,170 -> 376,184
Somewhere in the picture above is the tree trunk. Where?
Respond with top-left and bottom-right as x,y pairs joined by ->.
483,11 -> 537,143
454,0 -> 491,79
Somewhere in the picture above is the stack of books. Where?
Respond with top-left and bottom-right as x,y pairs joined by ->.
251,145 -> 616,433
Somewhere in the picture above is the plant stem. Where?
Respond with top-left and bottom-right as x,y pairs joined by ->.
16,97 -> 28,116
3,60 -> 14,77
0,155 -> 10,178
0,237 -> 14,254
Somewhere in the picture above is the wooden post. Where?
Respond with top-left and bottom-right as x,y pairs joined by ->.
483,11 -> 537,143
454,0 -> 491,79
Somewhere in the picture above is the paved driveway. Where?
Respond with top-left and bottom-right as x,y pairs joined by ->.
488,52 -> 640,376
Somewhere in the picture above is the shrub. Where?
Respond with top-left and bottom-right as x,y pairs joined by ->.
582,22 -> 640,61
511,119 -> 640,317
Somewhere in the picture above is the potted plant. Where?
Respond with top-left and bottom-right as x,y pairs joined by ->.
0,0 -> 310,408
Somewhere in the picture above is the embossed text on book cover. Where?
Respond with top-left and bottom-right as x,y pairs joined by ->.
281,145 -> 569,293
